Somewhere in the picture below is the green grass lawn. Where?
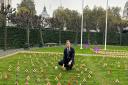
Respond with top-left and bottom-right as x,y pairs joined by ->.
0,45 -> 128,85
0,52 -> 128,85
32,45 -> 94,54
32,45 -> 128,54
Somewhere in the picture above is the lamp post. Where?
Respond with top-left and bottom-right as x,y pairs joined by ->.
104,0 -> 108,50
80,0 -> 84,49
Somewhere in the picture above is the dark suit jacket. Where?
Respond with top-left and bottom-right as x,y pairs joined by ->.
63,47 -> 75,65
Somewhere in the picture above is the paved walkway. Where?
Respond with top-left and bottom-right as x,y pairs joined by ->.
0,49 -> 24,57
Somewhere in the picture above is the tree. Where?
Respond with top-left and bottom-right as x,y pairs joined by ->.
41,16 -> 52,45
82,6 -> 123,44
52,7 -> 81,44
53,7 -> 81,31
0,13 -> 6,27
18,0 -> 36,15
12,0 -> 36,49
53,7 -> 65,30
0,3 -> 15,50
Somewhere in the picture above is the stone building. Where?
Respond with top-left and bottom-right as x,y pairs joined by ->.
123,1 -> 128,19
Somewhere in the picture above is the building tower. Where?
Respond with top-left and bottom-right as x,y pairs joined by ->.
41,6 -> 50,18
123,1 -> 128,19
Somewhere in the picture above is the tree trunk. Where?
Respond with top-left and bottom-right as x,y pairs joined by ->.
119,32 -> 122,46
59,30 -> 61,45
102,32 -> 105,45
4,27 -> 7,51
87,31 -> 90,44
26,27 -> 30,48
75,31 -> 78,45
39,28 -> 44,46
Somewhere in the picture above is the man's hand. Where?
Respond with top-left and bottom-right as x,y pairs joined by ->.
62,64 -> 65,70
68,60 -> 72,66
62,64 -> 64,68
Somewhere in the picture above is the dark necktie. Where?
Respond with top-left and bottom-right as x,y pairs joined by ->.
67,48 -> 70,58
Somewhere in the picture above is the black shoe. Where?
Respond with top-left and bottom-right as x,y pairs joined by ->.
66,67 -> 72,70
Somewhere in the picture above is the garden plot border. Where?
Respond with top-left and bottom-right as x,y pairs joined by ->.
0,50 -> 128,59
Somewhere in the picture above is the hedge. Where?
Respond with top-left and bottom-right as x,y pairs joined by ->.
0,27 -> 128,49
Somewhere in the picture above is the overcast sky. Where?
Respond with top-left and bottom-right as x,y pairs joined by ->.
12,0 -> 128,16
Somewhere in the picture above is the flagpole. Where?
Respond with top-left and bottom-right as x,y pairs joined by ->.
104,0 -> 108,50
80,0 -> 84,49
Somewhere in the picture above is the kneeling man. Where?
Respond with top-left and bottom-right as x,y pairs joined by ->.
58,40 -> 75,70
